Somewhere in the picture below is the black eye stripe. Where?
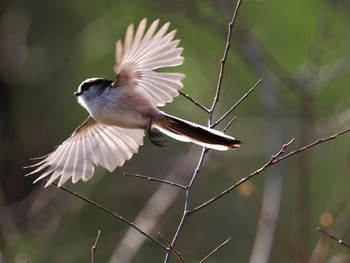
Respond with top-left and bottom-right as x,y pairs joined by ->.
81,82 -> 91,91
79,79 -> 113,92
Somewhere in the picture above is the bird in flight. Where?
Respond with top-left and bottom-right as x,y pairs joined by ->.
27,19 -> 242,187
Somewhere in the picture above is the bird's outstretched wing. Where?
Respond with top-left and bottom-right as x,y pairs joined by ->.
26,117 -> 145,187
114,18 -> 185,106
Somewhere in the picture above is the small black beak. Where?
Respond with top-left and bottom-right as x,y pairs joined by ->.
74,91 -> 81,96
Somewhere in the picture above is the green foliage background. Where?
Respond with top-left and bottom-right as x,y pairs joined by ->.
1,0 -> 350,262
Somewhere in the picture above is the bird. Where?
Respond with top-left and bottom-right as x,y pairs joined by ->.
26,18 -> 242,187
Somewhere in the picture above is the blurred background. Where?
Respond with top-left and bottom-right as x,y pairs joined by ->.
1,0 -> 350,262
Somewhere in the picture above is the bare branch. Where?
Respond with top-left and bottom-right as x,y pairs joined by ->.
189,127 -> 350,214
209,0 -> 243,123
164,148 -> 208,262
199,237 -> 232,263
317,227 -> 350,249
211,79 -> 262,128
158,232 -> 186,263
123,172 -> 187,190
165,1 -> 243,261
187,138 -> 295,215
273,127 -> 350,164
91,230 -> 101,263
51,182 -> 168,251
222,116 -> 237,133
179,91 -> 209,112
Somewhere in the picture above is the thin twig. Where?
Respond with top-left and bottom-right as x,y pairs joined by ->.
164,148 -> 208,262
158,232 -> 186,263
91,230 -> 101,263
179,91 -> 209,112
199,237 -> 232,263
211,79 -> 262,128
222,116 -> 237,133
273,128 -> 350,163
210,0 -> 243,121
51,182 -> 168,251
123,172 -> 187,190
317,227 -> 350,249
188,138 -> 294,215
189,127 -> 350,215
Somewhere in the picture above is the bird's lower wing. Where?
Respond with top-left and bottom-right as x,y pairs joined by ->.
26,117 -> 145,187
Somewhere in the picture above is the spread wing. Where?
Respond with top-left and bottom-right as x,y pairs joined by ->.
26,117 -> 145,187
114,18 -> 185,106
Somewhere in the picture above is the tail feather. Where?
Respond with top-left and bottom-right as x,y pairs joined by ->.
154,114 -> 241,151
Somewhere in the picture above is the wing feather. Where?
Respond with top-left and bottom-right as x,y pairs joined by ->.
26,117 -> 145,187
114,18 -> 185,106
55,139 -> 76,186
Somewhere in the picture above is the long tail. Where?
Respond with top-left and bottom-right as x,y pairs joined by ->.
153,113 -> 242,151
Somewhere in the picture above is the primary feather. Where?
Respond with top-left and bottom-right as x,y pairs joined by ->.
114,18 -> 185,106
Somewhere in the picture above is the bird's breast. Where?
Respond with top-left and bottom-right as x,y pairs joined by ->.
88,87 -> 159,129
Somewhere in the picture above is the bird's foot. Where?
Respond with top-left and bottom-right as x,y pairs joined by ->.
148,129 -> 166,147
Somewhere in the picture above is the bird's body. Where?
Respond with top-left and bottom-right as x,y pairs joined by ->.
27,19 -> 242,187
78,78 -> 159,129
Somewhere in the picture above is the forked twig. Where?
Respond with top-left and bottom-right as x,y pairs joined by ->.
158,232 -> 186,263
123,172 -> 187,190
211,79 -> 262,128
164,148 -> 208,262
179,91 -> 209,112
317,227 -> 350,249
91,230 -> 101,263
52,182 -> 168,251
188,138 -> 294,215
199,237 -> 232,263
189,127 -> 350,215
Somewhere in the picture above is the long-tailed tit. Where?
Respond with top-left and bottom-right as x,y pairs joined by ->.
27,19 -> 242,187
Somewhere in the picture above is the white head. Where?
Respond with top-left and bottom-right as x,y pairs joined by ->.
74,78 -> 114,109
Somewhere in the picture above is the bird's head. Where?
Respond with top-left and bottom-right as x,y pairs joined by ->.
74,78 -> 114,108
